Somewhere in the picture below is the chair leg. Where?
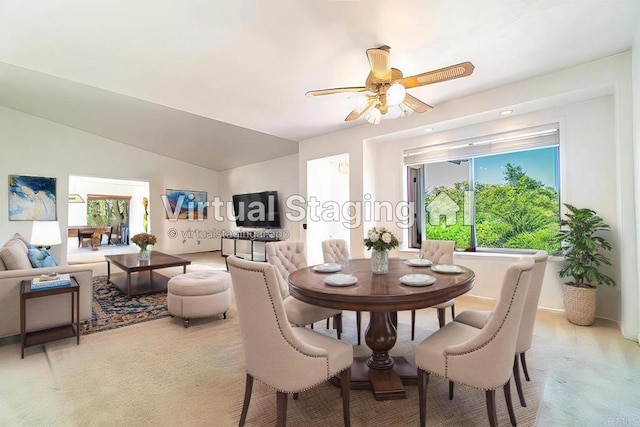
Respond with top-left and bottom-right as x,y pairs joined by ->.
411,310 -> 416,341
451,304 -> 455,319
356,311 -> 361,346
513,354 -> 527,407
340,368 -> 351,427
503,380 -> 517,426
485,389 -> 498,427
239,373 -> 254,427
520,352 -> 530,381
437,308 -> 446,328
334,313 -> 342,340
326,318 -> 330,329
418,369 -> 429,427
448,381 -> 454,400
310,323 -> 314,330
276,391 -> 288,427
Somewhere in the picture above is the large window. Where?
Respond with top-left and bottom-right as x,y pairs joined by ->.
406,124 -> 560,252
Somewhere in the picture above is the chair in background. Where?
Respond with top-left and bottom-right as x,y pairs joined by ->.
77,229 -> 94,248
415,257 -> 535,427
454,250 -> 549,407
321,239 -> 362,345
410,240 -> 456,340
266,241 -> 343,338
228,256 -> 353,427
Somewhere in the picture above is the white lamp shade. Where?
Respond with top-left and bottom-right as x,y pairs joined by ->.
31,221 -> 62,246
386,83 -> 406,106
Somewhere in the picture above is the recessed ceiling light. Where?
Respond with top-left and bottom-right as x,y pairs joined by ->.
423,127 -> 434,132
500,110 -> 513,116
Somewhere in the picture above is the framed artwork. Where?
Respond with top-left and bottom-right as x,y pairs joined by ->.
9,175 -> 57,221
165,189 -> 208,220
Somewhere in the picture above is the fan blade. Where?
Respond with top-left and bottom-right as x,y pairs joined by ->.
366,46 -> 392,81
306,87 -> 367,96
399,61 -> 475,88
403,94 -> 433,113
345,98 -> 376,121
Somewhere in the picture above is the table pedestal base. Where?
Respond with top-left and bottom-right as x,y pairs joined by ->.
331,356 -> 418,401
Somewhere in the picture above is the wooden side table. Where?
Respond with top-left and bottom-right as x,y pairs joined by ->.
20,277 -> 80,359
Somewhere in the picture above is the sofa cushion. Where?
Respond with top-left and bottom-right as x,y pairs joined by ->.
0,239 -> 33,270
27,246 -> 58,268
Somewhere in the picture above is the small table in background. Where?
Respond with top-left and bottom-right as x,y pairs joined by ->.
20,277 -> 80,359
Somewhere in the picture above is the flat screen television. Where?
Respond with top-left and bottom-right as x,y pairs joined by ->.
232,191 -> 281,229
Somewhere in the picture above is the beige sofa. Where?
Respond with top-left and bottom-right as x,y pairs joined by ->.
0,233 -> 93,338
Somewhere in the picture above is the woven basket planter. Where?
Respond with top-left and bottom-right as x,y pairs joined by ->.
564,284 -> 597,326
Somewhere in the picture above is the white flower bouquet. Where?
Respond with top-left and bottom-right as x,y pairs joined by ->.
364,227 -> 400,252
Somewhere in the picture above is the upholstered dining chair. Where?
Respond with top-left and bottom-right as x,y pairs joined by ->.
228,255 -> 353,427
266,241 -> 343,338
415,256 -> 535,427
453,250 -> 549,407
321,239 -> 363,345
410,239 -> 456,340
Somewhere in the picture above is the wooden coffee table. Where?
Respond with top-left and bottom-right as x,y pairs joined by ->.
105,251 -> 191,298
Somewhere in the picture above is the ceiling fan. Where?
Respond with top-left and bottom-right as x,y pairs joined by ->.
306,46 -> 474,124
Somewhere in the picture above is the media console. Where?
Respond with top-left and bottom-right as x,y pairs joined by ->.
221,230 -> 283,269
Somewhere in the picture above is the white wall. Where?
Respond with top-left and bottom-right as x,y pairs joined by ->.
632,28 -> 640,343
0,106 -> 222,262
299,53 -> 637,339
217,154 -> 299,257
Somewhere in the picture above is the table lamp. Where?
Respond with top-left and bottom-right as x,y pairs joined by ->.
31,221 -> 62,249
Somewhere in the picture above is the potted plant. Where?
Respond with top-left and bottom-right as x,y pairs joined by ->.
556,204 -> 615,325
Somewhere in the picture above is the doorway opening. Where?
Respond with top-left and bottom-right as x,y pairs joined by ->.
67,175 -> 149,264
306,153 -> 350,265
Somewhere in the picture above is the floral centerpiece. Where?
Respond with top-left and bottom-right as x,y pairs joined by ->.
131,232 -> 157,261
364,227 -> 400,274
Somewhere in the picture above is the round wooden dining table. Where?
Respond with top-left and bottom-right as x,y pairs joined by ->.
288,258 -> 475,401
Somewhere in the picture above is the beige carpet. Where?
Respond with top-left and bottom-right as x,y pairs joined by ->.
30,305 -> 543,427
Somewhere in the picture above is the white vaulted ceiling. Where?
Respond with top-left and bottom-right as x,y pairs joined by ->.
0,1 -> 639,170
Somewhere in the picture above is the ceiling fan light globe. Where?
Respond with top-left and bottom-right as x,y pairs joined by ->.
366,107 -> 382,124
386,82 -> 406,106
386,104 -> 412,119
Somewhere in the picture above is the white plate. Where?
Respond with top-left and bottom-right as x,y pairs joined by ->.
312,263 -> 342,273
399,274 -> 436,286
431,264 -> 464,274
405,258 -> 433,267
324,274 -> 358,286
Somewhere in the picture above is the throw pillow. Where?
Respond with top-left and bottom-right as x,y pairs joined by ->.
27,246 -> 58,268
0,240 -> 33,270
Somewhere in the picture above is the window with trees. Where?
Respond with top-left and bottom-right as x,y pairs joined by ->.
405,124 -> 560,252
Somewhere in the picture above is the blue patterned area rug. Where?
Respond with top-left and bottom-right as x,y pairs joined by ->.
83,275 -> 169,335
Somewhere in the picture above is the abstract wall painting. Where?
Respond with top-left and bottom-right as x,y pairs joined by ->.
164,189 -> 208,220
8,175 -> 57,221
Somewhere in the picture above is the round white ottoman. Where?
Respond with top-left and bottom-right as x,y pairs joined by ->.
167,270 -> 231,327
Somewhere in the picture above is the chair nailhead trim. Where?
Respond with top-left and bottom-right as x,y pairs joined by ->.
437,270 -> 526,389
231,262 -> 335,393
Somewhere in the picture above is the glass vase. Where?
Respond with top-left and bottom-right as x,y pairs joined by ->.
139,246 -> 150,261
371,249 -> 389,274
